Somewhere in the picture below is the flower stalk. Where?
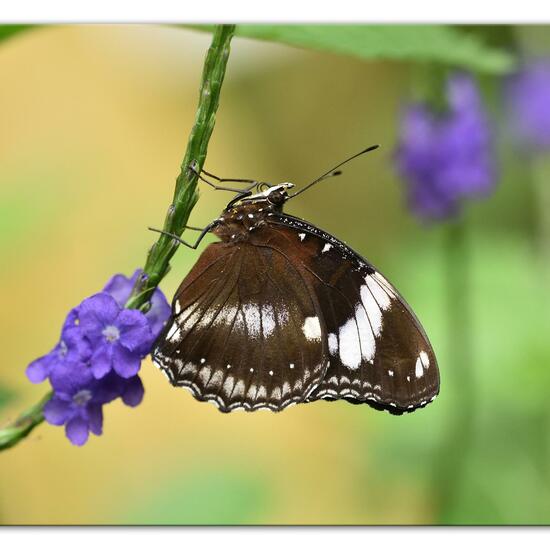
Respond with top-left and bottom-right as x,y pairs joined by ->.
433,219 -> 475,521
0,24 -> 236,451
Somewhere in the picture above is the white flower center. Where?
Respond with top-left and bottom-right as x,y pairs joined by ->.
73,389 -> 92,406
102,324 -> 120,343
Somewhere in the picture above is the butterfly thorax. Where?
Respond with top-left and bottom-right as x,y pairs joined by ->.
212,183 -> 293,243
213,202 -> 277,242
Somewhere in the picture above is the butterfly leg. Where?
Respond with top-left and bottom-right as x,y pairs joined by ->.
148,223 -> 216,249
187,162 -> 266,194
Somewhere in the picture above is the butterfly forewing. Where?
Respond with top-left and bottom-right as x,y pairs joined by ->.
152,240 -> 329,412
262,214 -> 439,413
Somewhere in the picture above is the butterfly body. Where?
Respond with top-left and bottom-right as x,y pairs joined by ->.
152,182 -> 439,414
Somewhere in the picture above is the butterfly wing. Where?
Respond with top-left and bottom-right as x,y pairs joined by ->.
261,214 -> 439,414
152,240 -> 328,412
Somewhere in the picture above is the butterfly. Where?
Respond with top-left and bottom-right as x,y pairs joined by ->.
152,147 -> 439,414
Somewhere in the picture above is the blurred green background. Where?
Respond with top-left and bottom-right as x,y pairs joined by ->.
1,24 -> 550,525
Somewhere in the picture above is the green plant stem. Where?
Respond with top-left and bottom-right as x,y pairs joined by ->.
126,24 -> 235,311
0,24 -> 236,452
433,220 -> 475,523
0,391 -> 52,451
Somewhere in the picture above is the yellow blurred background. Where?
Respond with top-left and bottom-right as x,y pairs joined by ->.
1,25 -> 549,525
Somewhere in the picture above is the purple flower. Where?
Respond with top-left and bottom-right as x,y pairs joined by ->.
103,269 -> 171,339
44,364 -> 144,446
505,58 -> 550,151
395,72 -> 495,221
44,363 -> 110,446
25,269 -> 170,446
25,309 -> 90,383
79,293 -> 153,379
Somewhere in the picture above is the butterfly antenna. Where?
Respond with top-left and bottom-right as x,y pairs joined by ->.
290,144 -> 379,199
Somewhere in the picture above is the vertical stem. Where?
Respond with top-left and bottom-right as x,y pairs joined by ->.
433,219 -> 475,523
531,155 -> 550,281
529,154 -> 550,490
126,24 -> 236,311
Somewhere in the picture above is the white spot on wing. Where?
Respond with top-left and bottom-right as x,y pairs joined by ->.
355,304 -> 375,362
388,370 -> 394,377
366,275 -> 392,311
420,350 -> 430,369
243,303 -> 261,337
198,366 -> 211,385
339,317 -> 361,370
232,380 -> 245,398
322,243 -> 332,253
261,304 -> 276,337
328,333 -> 339,355
415,357 -> 424,378
174,301 -> 181,314
360,285 -> 383,337
372,272 -> 397,298
223,375 -> 235,395
166,323 -> 181,342
298,233 -> 306,241
302,316 -> 322,341
209,369 -> 224,388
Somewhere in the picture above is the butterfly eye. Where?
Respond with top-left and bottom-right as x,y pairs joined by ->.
267,190 -> 287,205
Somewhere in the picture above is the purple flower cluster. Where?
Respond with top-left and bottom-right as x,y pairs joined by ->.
394,73 -> 496,221
505,58 -> 550,152
26,270 -> 171,446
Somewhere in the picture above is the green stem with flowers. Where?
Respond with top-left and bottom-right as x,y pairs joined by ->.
0,24 -> 236,452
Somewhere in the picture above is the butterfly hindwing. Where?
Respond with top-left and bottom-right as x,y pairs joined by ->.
152,240 -> 328,412
262,214 -> 439,413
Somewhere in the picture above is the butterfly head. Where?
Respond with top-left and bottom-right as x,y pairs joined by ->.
231,182 -> 294,209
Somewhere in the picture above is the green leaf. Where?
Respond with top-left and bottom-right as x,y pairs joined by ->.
192,24 -> 515,74
0,24 -> 33,44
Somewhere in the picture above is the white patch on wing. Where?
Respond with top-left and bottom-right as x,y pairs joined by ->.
360,284 -> 383,336
372,272 -> 397,298
302,316 -> 322,341
355,304 -> 375,362
174,301 -> 181,314
415,356 -> 424,378
182,309 -> 201,331
209,369 -> 223,388
166,323 -> 181,342
243,303 -> 261,337
223,375 -> 235,395
232,380 -> 245,398
420,350 -> 430,369
298,233 -> 306,241
198,366 -> 211,385
246,384 -> 257,399
261,304 -> 276,337
328,333 -> 339,355
388,370 -> 394,377
276,305 -> 289,326
322,243 -> 332,253
256,385 -> 267,400
212,305 -> 238,328
182,363 -> 197,377
366,275 -> 392,311
338,317 -> 362,370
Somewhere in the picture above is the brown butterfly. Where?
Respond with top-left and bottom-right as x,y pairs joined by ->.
152,147 -> 439,414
